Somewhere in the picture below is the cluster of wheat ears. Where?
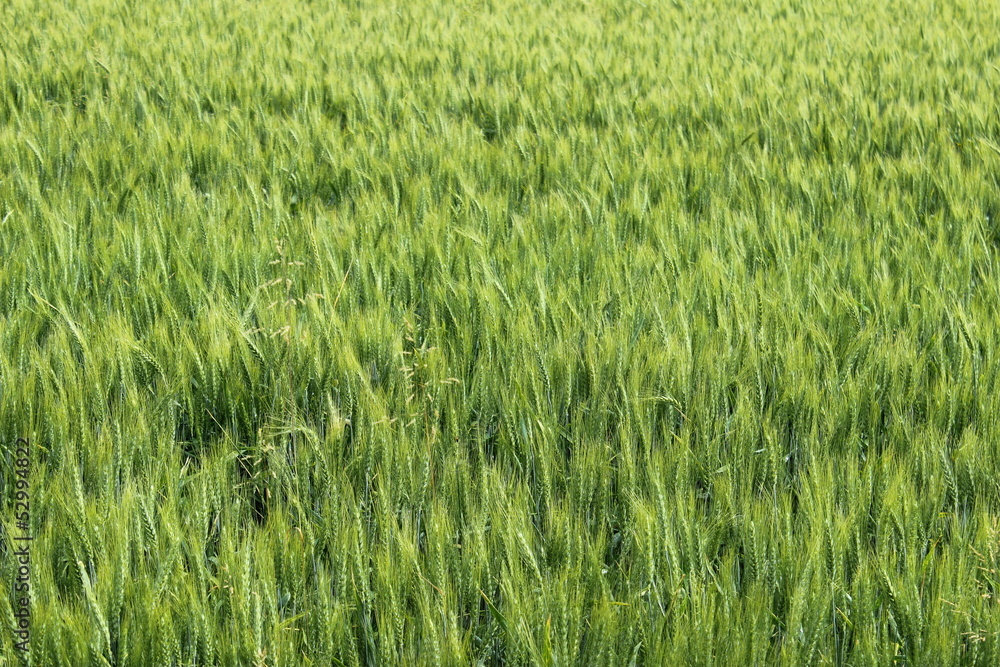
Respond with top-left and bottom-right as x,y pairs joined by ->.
2,0 -> 1000,664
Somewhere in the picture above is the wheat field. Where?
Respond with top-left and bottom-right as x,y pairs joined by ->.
2,0 -> 1000,664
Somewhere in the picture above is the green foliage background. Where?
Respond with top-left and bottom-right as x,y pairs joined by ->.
2,0 -> 1000,663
